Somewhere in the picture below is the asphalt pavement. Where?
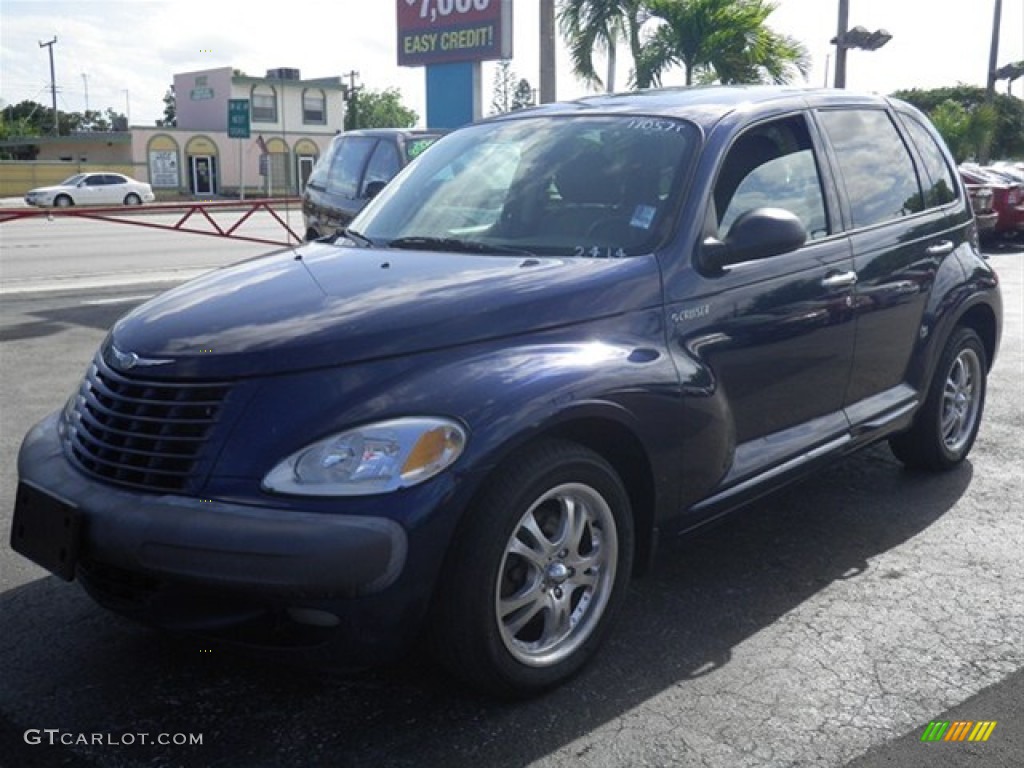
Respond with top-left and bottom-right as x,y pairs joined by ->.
0,229 -> 1021,767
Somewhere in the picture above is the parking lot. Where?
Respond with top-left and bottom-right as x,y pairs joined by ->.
0,221 -> 1021,767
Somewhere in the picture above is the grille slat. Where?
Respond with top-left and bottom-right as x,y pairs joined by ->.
65,356 -> 231,493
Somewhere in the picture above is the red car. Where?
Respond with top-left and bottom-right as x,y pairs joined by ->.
959,165 -> 1024,238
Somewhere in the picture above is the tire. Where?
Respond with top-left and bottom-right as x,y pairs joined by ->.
54,195 -> 73,208
431,439 -> 634,697
890,327 -> 988,471
124,193 -> 142,206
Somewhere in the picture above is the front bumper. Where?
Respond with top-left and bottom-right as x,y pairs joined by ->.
16,412 -> 408,599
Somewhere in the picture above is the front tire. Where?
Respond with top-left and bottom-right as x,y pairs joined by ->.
54,195 -> 73,208
431,440 -> 634,696
890,327 -> 988,470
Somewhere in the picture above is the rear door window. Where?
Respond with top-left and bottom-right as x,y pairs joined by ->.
817,109 -> 923,228
326,136 -> 375,199
361,140 -> 402,197
900,115 -> 958,208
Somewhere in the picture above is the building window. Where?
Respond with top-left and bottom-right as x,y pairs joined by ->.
303,89 -> 326,124
251,85 -> 277,123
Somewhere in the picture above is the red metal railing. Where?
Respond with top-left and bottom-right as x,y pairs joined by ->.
0,198 -> 305,246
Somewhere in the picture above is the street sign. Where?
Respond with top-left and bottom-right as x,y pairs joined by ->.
228,99 -> 250,139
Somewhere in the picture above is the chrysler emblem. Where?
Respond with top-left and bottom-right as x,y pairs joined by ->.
109,345 -> 173,370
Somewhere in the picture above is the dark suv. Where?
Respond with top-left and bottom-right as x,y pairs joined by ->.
301,128 -> 442,240
12,87 -> 1002,696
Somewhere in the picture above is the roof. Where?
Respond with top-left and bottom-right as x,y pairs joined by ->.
505,85 -> 893,130
336,128 -> 446,139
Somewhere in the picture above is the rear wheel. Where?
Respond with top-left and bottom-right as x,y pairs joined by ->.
431,440 -> 633,696
54,195 -> 73,208
890,327 -> 988,470
123,193 -> 142,205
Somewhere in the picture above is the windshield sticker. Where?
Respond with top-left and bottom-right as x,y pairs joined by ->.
630,205 -> 657,229
626,118 -> 687,134
407,139 -> 436,159
574,246 -> 628,259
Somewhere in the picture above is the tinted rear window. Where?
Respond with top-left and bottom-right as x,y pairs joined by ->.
901,114 -> 958,208
818,109 -> 923,228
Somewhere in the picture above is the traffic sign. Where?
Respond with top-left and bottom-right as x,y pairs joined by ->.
228,99 -> 250,138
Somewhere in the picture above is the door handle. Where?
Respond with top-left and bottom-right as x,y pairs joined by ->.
926,241 -> 954,256
821,271 -> 858,289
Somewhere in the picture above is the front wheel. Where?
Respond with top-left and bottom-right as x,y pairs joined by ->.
890,327 -> 988,470
54,195 -> 73,208
431,440 -> 634,696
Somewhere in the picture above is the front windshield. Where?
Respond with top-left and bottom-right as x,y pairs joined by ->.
60,174 -> 87,186
354,115 -> 699,257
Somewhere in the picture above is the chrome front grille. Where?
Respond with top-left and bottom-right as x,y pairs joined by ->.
65,355 -> 231,493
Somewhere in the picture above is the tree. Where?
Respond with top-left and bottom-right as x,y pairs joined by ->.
512,79 -> 536,111
892,86 -> 1024,161
0,106 -> 40,158
157,86 -> 176,127
642,0 -> 809,87
558,0 -> 649,90
558,0 -> 808,90
491,62 -> 536,114
0,99 -> 127,142
344,87 -> 418,130
491,60 -> 516,114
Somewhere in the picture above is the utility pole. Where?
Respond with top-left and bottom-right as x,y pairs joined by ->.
39,37 -> 58,135
82,73 -> 89,114
539,0 -> 556,103
833,0 -> 849,88
986,0 -> 1002,101
124,90 -> 131,128
343,70 -> 361,129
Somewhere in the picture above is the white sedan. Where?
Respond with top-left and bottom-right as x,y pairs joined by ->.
24,173 -> 156,207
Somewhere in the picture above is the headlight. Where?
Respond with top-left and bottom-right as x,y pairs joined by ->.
262,417 -> 466,497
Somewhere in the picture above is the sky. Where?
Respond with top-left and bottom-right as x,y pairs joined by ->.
1,0 -> 1023,128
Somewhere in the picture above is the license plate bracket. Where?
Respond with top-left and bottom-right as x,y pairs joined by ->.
10,482 -> 82,581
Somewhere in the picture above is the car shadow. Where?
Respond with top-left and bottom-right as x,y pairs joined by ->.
0,445 -> 973,767
982,237 -> 1024,255
0,303 -> 134,343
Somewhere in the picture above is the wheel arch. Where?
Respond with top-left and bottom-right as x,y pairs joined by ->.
469,409 -> 661,578
543,418 -> 658,576
956,301 -> 999,372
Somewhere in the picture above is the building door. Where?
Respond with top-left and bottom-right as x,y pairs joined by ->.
190,155 -> 215,195
297,156 -> 315,191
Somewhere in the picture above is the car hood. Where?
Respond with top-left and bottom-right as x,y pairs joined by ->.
108,242 -> 662,379
27,185 -> 70,195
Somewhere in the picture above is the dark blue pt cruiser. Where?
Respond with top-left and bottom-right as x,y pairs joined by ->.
12,87 -> 1003,696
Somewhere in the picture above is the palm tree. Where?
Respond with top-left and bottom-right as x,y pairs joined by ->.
643,0 -> 809,87
558,0 -> 652,91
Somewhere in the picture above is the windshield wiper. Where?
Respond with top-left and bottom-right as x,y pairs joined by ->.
337,228 -> 374,247
387,236 -> 533,256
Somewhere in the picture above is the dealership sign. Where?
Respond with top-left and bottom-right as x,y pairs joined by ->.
397,0 -> 513,67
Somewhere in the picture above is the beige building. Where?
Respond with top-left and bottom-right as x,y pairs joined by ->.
0,66 -> 346,198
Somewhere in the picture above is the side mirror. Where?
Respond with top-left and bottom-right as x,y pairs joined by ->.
701,207 -> 807,272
